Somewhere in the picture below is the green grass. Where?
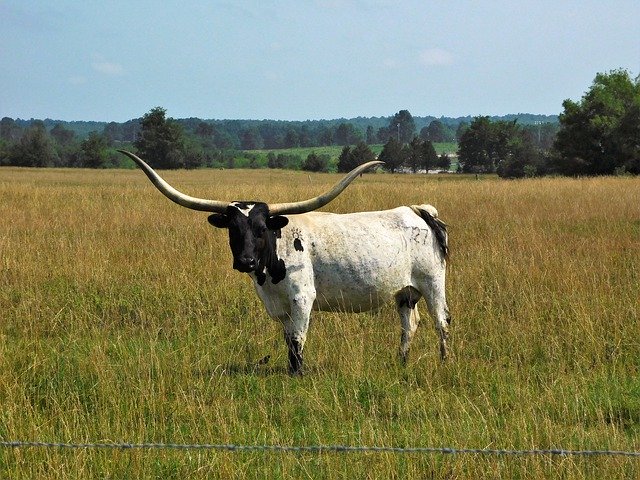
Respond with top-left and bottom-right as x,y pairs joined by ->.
0,168 -> 639,478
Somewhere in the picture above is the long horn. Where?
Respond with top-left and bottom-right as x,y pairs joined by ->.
117,150 -> 229,213
268,160 -> 384,215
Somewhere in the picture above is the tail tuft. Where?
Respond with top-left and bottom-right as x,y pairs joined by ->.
410,205 -> 449,259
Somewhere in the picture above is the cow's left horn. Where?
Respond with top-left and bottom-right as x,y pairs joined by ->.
117,150 -> 229,213
268,160 -> 384,215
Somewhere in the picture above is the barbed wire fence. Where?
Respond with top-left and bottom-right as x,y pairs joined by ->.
1,440 -> 639,457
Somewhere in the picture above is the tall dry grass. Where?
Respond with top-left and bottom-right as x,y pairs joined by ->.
0,167 -> 639,478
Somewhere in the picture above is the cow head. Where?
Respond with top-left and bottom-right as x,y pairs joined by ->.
117,150 -> 382,282
208,202 -> 289,284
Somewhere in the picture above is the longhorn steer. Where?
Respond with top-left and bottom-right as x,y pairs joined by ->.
118,150 -> 450,375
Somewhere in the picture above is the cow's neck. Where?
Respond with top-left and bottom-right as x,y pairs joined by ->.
255,228 -> 286,285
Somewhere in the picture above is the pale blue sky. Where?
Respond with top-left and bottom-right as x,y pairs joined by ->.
1,1 -> 638,122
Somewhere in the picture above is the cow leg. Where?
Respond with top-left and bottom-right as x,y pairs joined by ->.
395,287 -> 422,364
281,293 -> 314,375
420,280 -> 450,361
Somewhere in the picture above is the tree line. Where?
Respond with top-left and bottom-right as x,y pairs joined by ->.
1,69 -> 637,176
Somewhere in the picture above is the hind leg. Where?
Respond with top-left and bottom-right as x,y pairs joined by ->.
396,287 -> 422,363
420,279 -> 451,360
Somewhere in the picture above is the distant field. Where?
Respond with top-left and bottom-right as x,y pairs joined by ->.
240,142 -> 459,170
1,168 -> 639,478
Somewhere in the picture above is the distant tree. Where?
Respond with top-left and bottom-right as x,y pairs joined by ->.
457,116 -> 498,173
420,120 -> 454,143
388,110 -> 416,144
336,146 -> 353,172
437,152 -> 451,171
302,152 -> 329,172
9,122 -> 58,167
318,126 -> 334,146
134,107 -> 185,169
553,69 -> 640,175
455,122 -> 469,142
378,136 -> 405,173
80,132 -> 108,168
365,125 -> 376,144
102,122 -> 124,145
267,151 -> 283,169
241,128 -> 264,150
50,124 -> 75,146
350,141 -> 376,168
1,117 -> 21,142
496,132 -> 541,178
335,123 -> 361,146
421,139 -> 438,171
284,128 -> 300,148
405,137 -> 424,173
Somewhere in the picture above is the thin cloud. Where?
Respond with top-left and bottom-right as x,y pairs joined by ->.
418,48 -> 454,66
91,56 -> 124,76
68,76 -> 87,85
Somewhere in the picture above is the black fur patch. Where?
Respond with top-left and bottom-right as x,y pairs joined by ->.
415,208 -> 449,259
293,238 -> 304,252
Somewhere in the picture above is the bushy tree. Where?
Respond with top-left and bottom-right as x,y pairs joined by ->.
9,122 -> 58,167
420,120 -> 454,143
336,146 -> 353,172
437,152 -> 451,171
134,107 -> 185,169
302,152 -> 330,172
378,137 -> 405,173
388,110 -> 416,144
405,137 -> 423,173
350,141 -> 376,168
80,132 -> 108,168
553,69 -> 640,175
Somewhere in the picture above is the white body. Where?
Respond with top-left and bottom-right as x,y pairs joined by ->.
252,205 -> 450,361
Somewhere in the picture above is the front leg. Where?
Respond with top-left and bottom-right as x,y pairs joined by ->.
281,292 -> 314,375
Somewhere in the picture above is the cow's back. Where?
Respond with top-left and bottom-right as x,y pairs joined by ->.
257,206 -> 445,313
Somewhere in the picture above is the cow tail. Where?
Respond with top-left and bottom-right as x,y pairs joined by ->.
411,205 -> 449,260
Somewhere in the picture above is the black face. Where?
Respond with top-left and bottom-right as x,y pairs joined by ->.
208,202 -> 289,284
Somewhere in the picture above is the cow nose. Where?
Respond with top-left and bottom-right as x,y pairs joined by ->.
240,256 -> 256,269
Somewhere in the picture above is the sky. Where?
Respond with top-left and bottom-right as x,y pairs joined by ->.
1,1 -> 638,122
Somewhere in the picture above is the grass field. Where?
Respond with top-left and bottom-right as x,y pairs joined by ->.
0,167 -> 639,478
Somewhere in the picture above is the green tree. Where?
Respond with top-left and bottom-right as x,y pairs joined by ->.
350,141 -> 376,168
421,139 -> 438,172
80,132 -> 108,168
9,122 -> 58,167
50,124 -> 76,146
365,125 -> 376,144
302,152 -> 329,172
388,110 -> 416,144
335,123 -> 361,146
1,117 -> 21,142
134,107 -> 185,169
378,137 -> 404,173
554,69 -> 640,175
420,120 -> 454,143
457,117 -> 496,173
336,146 -> 353,172
405,137 -> 424,173
437,152 -> 451,171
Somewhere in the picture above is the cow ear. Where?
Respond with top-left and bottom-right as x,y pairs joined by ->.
208,213 -> 230,229
266,215 -> 289,230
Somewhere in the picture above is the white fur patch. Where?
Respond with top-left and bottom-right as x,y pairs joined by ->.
231,202 -> 255,217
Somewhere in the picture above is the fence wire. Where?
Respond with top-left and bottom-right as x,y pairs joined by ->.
1,441 -> 639,457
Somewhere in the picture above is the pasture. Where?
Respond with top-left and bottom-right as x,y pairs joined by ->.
0,167 -> 639,478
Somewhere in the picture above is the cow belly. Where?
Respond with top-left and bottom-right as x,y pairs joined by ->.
311,258 -> 411,312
